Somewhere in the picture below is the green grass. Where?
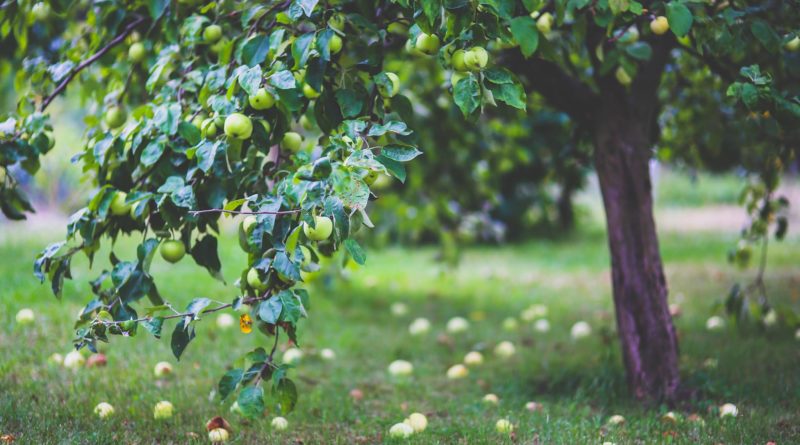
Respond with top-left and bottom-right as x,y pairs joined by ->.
654,168 -> 745,208
1,224 -> 799,444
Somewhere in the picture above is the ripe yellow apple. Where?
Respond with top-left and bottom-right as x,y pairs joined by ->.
208,428 -> 229,442
650,16 -> 670,35
389,422 -> 414,438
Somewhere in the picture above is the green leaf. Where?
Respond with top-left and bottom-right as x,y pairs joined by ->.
148,0 -> 168,19
666,3 -> 693,37
141,317 -> 164,338
344,239 -> 366,265
608,0 -> 629,15
170,318 -> 196,361
453,75 -> 481,116
750,20 -> 781,53
190,236 -> 224,281
625,42 -> 652,61
241,35 -> 270,67
237,386 -> 265,418
421,0 -> 442,27
273,251 -> 301,281
258,297 -> 283,324
367,121 -> 411,137
272,378 -> 298,415
380,144 -> 422,162
141,139 -> 166,167
218,368 -> 244,401
509,17 -> 539,58
178,121 -> 201,146
185,297 -> 211,320
335,89 -> 366,118
238,65 -> 263,96
485,81 -> 526,110
297,0 -> 319,16
376,155 -> 406,183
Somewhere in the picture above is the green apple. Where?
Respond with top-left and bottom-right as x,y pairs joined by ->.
153,401 -> 174,420
303,83 -> 321,99
451,49 -> 468,71
328,34 -> 343,54
32,2 -> 50,21
224,113 -> 253,140
786,36 -> 800,51
328,13 -> 345,32
201,118 -> 217,138
128,42 -> 146,63
536,12 -> 553,34
415,33 -> 440,55
470,47 -> 489,69
364,170 -> 379,185
281,132 -> 303,152
160,239 -> 186,263
248,88 -> 275,110
105,106 -> 127,129
209,38 -> 227,54
203,24 -> 223,43
238,215 -> 257,251
615,66 -> 632,86
299,115 -> 313,131
247,267 -> 267,290
110,192 -> 131,216
650,16 -> 669,35
377,72 -> 400,98
387,22 -> 408,35
303,216 -> 333,241
191,114 -> 206,130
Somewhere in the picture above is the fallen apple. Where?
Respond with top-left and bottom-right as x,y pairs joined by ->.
15,308 -> 34,324
216,313 -> 235,329
94,402 -> 115,418
719,403 -> 738,418
63,350 -> 85,369
404,412 -> 427,433
495,419 -> 513,434
283,347 -> 303,364
494,341 -> 516,358
483,393 -> 499,405
388,359 -> 414,376
408,317 -> 431,335
208,428 -> 229,443
389,422 -> 413,439
390,302 -> 409,316
705,315 -> 725,331
534,319 -> 551,333
570,321 -> 592,339
320,348 -> 336,360
154,361 -> 173,377
271,416 -> 289,431
446,364 -> 469,379
606,414 -> 625,426
446,316 -> 469,334
153,400 -> 174,420
463,351 -> 484,366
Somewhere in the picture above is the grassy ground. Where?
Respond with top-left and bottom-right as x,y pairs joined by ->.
1,223 -> 799,444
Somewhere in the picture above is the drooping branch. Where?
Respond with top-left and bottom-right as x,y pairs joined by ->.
189,208 -> 302,216
502,50 -> 600,126
39,16 -> 146,111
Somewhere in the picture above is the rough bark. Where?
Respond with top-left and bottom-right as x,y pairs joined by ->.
593,98 -> 681,402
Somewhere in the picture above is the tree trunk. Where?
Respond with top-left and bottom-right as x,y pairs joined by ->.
556,180 -> 576,231
593,101 -> 680,403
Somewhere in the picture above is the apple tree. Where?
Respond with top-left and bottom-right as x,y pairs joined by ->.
2,0 -> 798,409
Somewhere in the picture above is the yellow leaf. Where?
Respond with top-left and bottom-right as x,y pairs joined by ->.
240,314 -> 253,334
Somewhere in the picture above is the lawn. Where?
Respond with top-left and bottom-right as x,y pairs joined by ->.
1,222 -> 799,444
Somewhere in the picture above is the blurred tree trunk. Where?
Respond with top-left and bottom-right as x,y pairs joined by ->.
593,97 -> 680,402
556,179 -> 576,230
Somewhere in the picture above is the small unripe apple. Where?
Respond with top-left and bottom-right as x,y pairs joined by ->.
387,22 -> 407,35
328,13 -> 346,32
32,2 -> 50,21
466,47 -> 488,71
387,359 -> 413,376
615,66 -> 632,86
94,402 -> 115,419
451,49 -> 468,71
536,12 -> 553,34
159,239 -> 186,263
63,350 -> 85,369
328,34 -> 343,54
246,267 -> 267,290
451,71 -> 466,87
408,317 -> 430,335
15,308 -> 35,324
191,114 -> 206,130
483,393 -> 500,405
446,316 -> 469,333
463,351 -> 483,366
201,118 -> 217,138
128,42 -> 146,63
154,361 -> 173,377
299,115 -> 313,131
650,16 -> 670,35
224,113 -> 253,140
153,400 -> 174,420
110,192 -> 131,216
786,36 -> 800,51
208,428 -> 229,442
281,132 -> 303,152
105,106 -> 127,129
271,416 -> 289,431
389,422 -> 414,439
495,419 -> 513,434
378,72 -> 400,98
446,364 -> 469,379
303,216 -> 333,241
404,412 -> 427,433
248,88 -> 275,110
415,33 -> 440,55
303,83 -> 321,99
203,24 -> 223,43
494,340 -> 516,358
570,321 -> 592,339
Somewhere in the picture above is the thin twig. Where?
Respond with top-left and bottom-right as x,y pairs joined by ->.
189,208 -> 302,216
99,294 -> 268,325
40,17 -> 146,111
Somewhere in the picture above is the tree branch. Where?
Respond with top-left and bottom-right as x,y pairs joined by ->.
189,208 -> 302,216
502,50 -> 600,126
40,16 -> 146,111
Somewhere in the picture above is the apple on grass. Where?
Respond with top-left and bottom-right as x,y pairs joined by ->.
63,350 -> 85,369
446,364 -> 468,379
388,360 -> 413,376
719,403 -> 738,418
15,308 -> 34,324
483,393 -> 499,405
154,361 -> 173,378
404,412 -> 427,433
494,341 -> 516,358
159,239 -> 185,263
153,400 -> 174,420
224,113 -> 252,140
446,316 -> 469,333
282,347 -> 303,364
389,422 -> 414,439
570,321 -> 592,339
271,417 -> 289,431
390,302 -> 408,316
463,351 -> 483,366
319,348 -> 336,360
606,414 -> 625,426
495,419 -> 513,434
208,428 -> 229,443
94,402 -> 114,419
408,317 -> 430,335
216,313 -> 235,329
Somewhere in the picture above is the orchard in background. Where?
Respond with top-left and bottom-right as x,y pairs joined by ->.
0,0 -> 797,419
